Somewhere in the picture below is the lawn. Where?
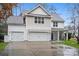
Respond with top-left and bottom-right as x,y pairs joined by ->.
0,42 -> 8,52
63,38 -> 79,48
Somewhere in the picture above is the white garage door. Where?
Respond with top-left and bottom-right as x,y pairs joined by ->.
29,32 -> 50,41
11,32 -> 24,41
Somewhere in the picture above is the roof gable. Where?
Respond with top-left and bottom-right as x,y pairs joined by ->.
27,4 -> 50,16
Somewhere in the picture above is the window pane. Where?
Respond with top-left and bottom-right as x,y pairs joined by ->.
53,22 -> 58,27
35,17 -> 37,23
42,21 -> 44,24
53,22 -> 55,27
56,25 -> 58,27
56,22 -> 58,27
42,17 -> 44,24
23,17 -> 26,24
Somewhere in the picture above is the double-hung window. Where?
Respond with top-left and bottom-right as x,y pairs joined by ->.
34,17 -> 44,24
42,17 -> 44,24
53,22 -> 58,27
35,17 -> 37,23
23,17 -> 26,24
38,17 -> 41,23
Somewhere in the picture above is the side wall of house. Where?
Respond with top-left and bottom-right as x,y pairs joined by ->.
58,22 -> 64,28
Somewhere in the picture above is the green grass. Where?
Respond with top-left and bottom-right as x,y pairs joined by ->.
63,38 -> 79,48
0,42 -> 8,52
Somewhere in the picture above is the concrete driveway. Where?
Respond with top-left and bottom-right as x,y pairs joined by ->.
1,41 -> 79,56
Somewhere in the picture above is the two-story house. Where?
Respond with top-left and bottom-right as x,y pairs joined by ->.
4,4 -> 64,42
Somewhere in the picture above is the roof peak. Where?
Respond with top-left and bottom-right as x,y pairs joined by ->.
27,3 -> 50,15
36,3 -> 44,6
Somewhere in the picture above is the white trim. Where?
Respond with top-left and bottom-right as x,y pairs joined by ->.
27,4 -> 50,16
66,31 -> 68,40
57,31 -> 59,41
25,14 -> 51,18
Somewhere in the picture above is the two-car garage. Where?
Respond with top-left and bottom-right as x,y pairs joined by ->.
10,32 -> 50,41
5,25 -> 51,42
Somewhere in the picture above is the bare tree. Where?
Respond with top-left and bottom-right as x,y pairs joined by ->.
75,4 -> 79,36
49,5 -> 57,13
71,4 -> 76,37
68,4 -> 79,37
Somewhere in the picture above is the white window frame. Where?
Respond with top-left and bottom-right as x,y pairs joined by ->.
53,22 -> 58,27
34,17 -> 44,24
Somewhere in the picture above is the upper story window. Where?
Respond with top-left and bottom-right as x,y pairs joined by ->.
53,22 -> 58,27
34,17 -> 44,24
35,17 -> 37,23
38,17 -> 41,23
23,17 -> 26,24
42,17 -> 44,24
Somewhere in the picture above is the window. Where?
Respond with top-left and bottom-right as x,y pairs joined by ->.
34,17 -> 44,24
55,22 -> 58,27
53,22 -> 58,27
23,17 -> 26,24
35,17 -> 37,23
38,17 -> 41,23
42,17 -> 44,24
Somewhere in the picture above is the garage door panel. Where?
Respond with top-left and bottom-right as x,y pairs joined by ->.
11,32 -> 24,41
29,32 -> 50,41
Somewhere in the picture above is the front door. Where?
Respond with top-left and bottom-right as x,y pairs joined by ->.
51,32 -> 53,41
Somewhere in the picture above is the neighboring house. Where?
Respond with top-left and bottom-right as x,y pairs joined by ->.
4,4 -> 64,42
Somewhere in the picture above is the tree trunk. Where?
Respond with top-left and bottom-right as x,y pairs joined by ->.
78,24 -> 79,36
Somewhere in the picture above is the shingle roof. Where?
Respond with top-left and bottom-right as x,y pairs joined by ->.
7,16 -> 24,25
51,13 -> 64,22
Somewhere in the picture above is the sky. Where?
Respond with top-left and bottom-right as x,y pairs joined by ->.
12,3 -> 74,26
